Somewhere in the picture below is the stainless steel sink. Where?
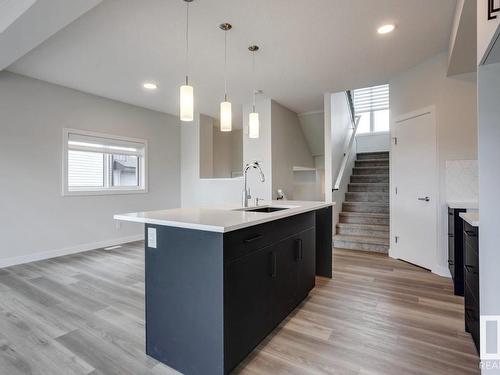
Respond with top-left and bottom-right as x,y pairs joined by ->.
234,205 -> 298,213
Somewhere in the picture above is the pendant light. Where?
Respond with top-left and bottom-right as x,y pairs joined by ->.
248,45 -> 260,139
219,23 -> 232,132
180,0 -> 194,122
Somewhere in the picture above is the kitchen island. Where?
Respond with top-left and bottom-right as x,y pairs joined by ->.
114,201 -> 333,375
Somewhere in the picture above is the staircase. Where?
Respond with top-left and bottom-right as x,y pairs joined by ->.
333,151 -> 390,253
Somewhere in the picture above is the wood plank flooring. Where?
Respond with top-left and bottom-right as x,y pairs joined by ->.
0,242 -> 479,374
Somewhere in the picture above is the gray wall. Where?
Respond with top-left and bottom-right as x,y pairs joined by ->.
298,111 -> 324,157
271,100 -> 315,199
389,52 -> 477,275
478,62 -> 500,355
181,114 -> 244,208
231,129 -> 243,176
199,114 -> 243,179
0,72 -> 180,266
213,128 -> 242,178
199,114 -> 214,179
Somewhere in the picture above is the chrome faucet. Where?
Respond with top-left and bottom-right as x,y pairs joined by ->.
242,161 -> 265,207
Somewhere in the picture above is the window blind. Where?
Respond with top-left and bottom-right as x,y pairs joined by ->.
353,84 -> 389,114
68,150 -> 104,188
67,132 -> 145,157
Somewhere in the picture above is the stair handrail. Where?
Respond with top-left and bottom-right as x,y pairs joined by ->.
333,91 -> 360,191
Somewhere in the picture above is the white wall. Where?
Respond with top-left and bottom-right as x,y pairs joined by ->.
324,92 -> 356,224
271,100 -> 315,199
478,63 -> 500,374
356,133 -> 390,153
389,52 -> 477,275
0,72 -> 181,267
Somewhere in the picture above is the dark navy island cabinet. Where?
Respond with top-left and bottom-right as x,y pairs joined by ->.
144,207 -> 332,375
463,220 -> 479,354
448,207 -> 466,296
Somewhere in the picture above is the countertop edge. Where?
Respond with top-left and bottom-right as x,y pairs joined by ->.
114,202 -> 334,233
446,201 -> 479,209
459,212 -> 479,227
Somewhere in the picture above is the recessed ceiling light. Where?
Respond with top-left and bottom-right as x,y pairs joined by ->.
377,24 -> 396,34
143,82 -> 158,90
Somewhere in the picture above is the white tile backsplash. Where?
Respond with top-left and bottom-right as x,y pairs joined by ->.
445,160 -> 479,203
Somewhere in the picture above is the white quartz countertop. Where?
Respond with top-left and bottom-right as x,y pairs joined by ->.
114,200 -> 334,233
459,212 -> 479,227
447,201 -> 479,209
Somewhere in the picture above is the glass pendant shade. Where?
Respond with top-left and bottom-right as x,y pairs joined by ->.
248,112 -> 259,138
180,84 -> 194,122
220,101 -> 232,132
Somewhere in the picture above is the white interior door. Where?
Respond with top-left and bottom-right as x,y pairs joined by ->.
392,107 -> 437,270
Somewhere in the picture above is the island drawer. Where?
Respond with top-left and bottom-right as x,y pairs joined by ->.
464,222 -> 478,253
223,212 -> 315,261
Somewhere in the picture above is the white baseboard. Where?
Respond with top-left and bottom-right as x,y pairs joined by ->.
0,234 -> 144,269
389,248 -> 451,278
432,265 -> 452,278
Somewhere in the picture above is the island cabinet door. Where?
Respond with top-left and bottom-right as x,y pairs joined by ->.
271,235 -> 301,326
224,245 -> 274,373
296,227 -> 316,301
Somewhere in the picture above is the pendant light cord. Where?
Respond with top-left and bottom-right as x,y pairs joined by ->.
252,50 -> 256,112
185,1 -> 190,85
224,30 -> 228,101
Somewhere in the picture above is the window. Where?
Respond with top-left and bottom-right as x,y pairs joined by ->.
63,129 -> 147,196
353,84 -> 390,134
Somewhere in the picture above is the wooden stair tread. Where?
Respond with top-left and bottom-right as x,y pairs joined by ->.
349,183 -> 389,186
355,158 -> 390,162
344,201 -> 389,206
333,234 -> 389,246
336,223 -> 390,231
339,212 -> 389,218
351,174 -> 390,177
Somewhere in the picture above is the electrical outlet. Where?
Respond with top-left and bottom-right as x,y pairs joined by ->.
148,227 -> 157,249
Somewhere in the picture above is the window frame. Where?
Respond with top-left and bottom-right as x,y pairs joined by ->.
62,128 -> 148,197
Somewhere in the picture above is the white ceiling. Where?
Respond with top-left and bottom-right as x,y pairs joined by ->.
6,0 -> 456,124
0,0 -> 102,70
0,0 -> 37,33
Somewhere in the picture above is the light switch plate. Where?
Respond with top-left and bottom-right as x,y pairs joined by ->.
147,227 -> 157,248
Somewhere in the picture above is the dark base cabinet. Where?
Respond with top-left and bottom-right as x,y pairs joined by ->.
463,221 -> 479,354
145,211 -> 324,375
448,208 -> 466,296
225,226 -> 315,372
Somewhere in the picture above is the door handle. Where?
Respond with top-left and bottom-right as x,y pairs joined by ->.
464,264 -> 478,274
296,238 -> 303,261
270,252 -> 277,278
465,230 -> 477,237
294,239 -> 301,261
417,196 -> 430,202
244,234 -> 263,243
